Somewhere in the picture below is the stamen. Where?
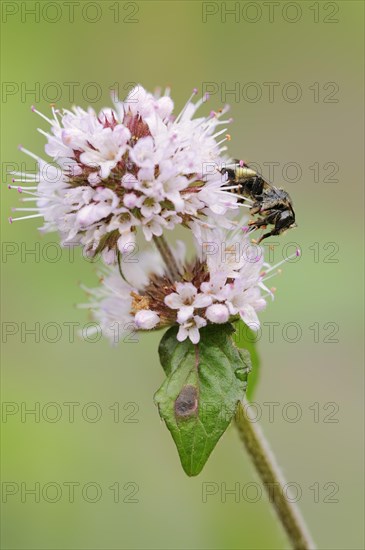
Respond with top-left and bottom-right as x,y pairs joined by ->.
216,135 -> 230,147
213,105 -> 230,118
11,178 -> 38,183
211,127 -> 228,140
8,185 -> 38,191
210,117 -> 232,126
11,171 -> 38,179
31,106 -> 53,124
77,303 -> 100,309
175,88 -> 199,123
37,128 -> 52,139
189,92 -> 210,117
192,218 -> 216,229
264,251 -> 301,274
51,105 -> 61,126
9,214 -> 43,222
261,288 -> 276,300
79,283 -> 95,294
18,145 -> 44,164
17,190 -> 39,196
220,187 -> 254,205
9,189 -> 39,198
261,269 -> 282,283
221,185 -> 243,191
37,128 -> 63,146
219,190 -> 253,206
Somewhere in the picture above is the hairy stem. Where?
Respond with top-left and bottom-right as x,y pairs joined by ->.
235,399 -> 316,550
153,235 -> 181,281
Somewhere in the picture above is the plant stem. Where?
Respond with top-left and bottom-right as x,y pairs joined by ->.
235,399 -> 316,550
153,235 -> 181,281
153,235 -> 314,548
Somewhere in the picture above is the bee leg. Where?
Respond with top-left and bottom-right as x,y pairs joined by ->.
248,214 -> 268,228
249,201 -> 262,215
252,214 -> 281,243
256,228 -> 279,244
253,208 -> 296,244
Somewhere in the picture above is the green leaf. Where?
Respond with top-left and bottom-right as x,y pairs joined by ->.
154,324 -> 251,476
233,320 -> 261,400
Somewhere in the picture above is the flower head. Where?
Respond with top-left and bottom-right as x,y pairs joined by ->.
80,223 -> 297,345
10,87 -> 237,264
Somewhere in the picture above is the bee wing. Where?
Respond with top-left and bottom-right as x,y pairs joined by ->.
241,161 -> 295,210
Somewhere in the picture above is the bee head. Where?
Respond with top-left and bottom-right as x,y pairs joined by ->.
219,166 -> 236,180
276,210 -> 296,234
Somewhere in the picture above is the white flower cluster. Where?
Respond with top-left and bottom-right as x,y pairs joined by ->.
10,86 -> 237,264
81,225 -> 280,345
10,85 -> 298,344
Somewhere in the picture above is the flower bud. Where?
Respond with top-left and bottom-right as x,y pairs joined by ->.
123,193 -> 139,209
205,304 -> 229,324
134,309 -> 160,330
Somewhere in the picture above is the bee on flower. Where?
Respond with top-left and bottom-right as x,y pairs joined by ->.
9,84 -> 299,345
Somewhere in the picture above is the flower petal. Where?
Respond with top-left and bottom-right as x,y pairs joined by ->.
177,306 -> 194,323
188,327 -> 200,344
164,293 -> 183,309
193,293 -> 213,308
177,326 -> 188,342
240,305 -> 260,331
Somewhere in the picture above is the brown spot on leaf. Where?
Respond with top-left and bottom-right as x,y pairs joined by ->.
175,385 -> 198,419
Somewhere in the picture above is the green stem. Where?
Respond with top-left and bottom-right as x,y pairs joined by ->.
153,235 -> 181,281
235,399 -> 316,550
154,235 -> 314,548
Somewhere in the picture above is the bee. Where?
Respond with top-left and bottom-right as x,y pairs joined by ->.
220,160 -> 297,244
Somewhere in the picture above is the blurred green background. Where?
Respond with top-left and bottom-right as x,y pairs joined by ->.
1,1 -> 364,548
